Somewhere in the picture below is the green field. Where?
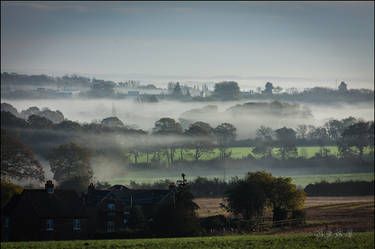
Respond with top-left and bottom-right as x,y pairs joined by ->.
1,232 -> 373,249
111,172 -> 374,188
130,146 -> 372,163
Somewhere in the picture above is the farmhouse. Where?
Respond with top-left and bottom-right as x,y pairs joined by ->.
2,181 -> 172,241
83,183 -> 171,234
1,181 -> 88,242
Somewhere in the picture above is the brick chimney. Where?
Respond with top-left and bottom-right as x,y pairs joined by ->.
45,180 -> 54,194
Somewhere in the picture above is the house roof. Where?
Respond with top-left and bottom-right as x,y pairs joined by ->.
3,189 -> 86,218
108,185 -> 129,190
86,188 -> 171,206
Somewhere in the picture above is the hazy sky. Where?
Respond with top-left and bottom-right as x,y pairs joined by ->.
1,1 -> 374,89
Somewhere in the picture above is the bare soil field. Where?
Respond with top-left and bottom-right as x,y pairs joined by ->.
304,196 -> 374,207
195,196 -> 374,234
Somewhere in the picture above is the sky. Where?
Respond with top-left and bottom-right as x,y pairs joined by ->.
1,1 -> 374,90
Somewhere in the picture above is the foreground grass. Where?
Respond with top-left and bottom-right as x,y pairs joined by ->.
2,232 -> 374,249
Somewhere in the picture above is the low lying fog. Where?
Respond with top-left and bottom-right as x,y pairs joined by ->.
3,98 -> 373,139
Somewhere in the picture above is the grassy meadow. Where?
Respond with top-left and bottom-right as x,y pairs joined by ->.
1,232 -> 373,249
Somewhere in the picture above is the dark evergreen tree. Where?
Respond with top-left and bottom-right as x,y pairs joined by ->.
152,174 -> 201,236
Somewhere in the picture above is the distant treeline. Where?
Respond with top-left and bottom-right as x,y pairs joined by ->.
2,72 -> 373,104
125,178 -> 374,198
304,181 -> 374,196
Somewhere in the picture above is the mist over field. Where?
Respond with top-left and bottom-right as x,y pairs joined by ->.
2,98 -> 373,139
1,2 -> 374,243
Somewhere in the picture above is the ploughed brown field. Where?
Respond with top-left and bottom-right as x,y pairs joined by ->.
195,196 -> 374,234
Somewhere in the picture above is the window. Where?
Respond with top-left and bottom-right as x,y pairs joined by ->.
46,219 -> 54,231
4,217 -> 9,228
107,221 -> 115,232
107,203 -> 115,210
107,203 -> 116,216
73,219 -> 80,231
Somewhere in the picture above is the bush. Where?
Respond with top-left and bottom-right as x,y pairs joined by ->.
304,180 -> 374,196
291,210 -> 306,225
1,179 -> 23,208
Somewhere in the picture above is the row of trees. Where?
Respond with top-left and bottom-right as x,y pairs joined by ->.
1,105 -> 373,193
1,111 -> 373,191
145,118 -> 237,166
253,117 -> 374,160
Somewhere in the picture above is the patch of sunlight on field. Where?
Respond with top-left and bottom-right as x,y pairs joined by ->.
345,203 -> 375,210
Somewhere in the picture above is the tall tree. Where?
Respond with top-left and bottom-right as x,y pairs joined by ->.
172,82 -> 183,97
338,81 -> 348,92
213,123 -> 237,160
263,82 -> 274,95
1,129 -> 45,183
274,127 -> 297,159
152,174 -> 200,236
253,126 -> 274,158
324,119 -> 344,143
48,143 -> 93,192
296,124 -> 308,140
310,127 -> 330,157
339,121 -> 371,160
213,81 -> 240,100
152,118 -> 183,166
270,177 -> 305,222
185,122 -> 214,161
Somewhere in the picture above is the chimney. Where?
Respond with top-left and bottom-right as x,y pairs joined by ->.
45,180 -> 54,194
88,183 -> 95,194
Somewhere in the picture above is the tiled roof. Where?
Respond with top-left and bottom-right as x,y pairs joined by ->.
3,189 -> 86,218
86,189 -> 171,206
112,189 -> 171,206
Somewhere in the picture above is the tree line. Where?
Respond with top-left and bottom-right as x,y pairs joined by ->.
1,104 -> 374,193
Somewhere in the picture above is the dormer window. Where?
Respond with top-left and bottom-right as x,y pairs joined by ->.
73,219 -> 80,231
46,219 -> 54,231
